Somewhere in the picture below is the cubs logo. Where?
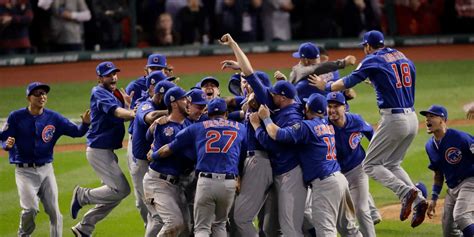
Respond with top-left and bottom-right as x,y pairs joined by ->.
164,126 -> 174,137
106,63 -> 113,68
151,79 -> 156,85
152,57 -> 159,63
42,125 -> 56,143
445,147 -> 462,164
291,123 -> 301,130
142,103 -> 151,111
159,87 -> 165,93
170,95 -> 175,102
349,132 -> 362,149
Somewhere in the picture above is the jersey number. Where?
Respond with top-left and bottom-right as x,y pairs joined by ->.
205,130 -> 238,153
323,137 -> 337,160
391,63 -> 412,88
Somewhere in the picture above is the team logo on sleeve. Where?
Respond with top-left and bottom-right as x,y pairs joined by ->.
349,132 -> 363,149
164,126 -> 174,137
42,125 -> 56,143
142,103 -> 151,111
445,147 -> 462,164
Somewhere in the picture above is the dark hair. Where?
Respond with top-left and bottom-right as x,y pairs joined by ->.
318,46 -> 328,56
371,43 -> 384,49
208,111 -> 226,118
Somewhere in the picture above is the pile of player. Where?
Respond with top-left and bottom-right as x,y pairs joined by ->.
2,31 -> 473,237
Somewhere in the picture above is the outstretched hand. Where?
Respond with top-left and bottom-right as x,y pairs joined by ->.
81,109 -> 91,124
308,74 -> 326,91
5,137 -> 15,150
274,70 -> 287,81
119,88 -> 134,109
221,60 -> 241,71
219,34 -> 235,46
427,200 -> 437,219
344,55 -> 357,66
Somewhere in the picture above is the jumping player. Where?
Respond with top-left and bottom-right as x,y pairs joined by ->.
2,82 -> 90,237
70,61 -> 135,236
310,30 -> 428,227
420,105 -> 474,237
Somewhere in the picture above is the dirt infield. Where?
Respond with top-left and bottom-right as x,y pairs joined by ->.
1,44 -> 474,88
379,199 -> 444,225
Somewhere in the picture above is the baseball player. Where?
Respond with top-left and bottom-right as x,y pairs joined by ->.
155,98 -> 247,237
70,61 -> 135,236
145,86 -> 192,237
220,34 -> 281,237
420,105 -> 474,237
221,33 -> 307,236
130,75 -> 175,236
326,92 -> 376,237
250,93 -> 361,237
199,76 -> 221,100
311,30 -> 428,227
1,82 -> 90,237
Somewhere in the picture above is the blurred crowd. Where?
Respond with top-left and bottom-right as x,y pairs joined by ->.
1,0 -> 473,55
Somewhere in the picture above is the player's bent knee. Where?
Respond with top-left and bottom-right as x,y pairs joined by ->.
453,214 -> 472,230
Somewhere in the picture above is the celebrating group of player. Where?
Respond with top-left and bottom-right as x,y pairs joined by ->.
2,31 -> 473,237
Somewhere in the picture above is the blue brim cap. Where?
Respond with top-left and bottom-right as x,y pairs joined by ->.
26,82 -> 50,96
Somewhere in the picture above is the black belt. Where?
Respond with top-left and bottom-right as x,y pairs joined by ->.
16,163 -> 46,168
158,173 -> 179,185
382,107 -> 414,114
199,172 -> 236,180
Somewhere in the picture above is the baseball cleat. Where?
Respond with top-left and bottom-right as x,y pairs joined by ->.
411,200 -> 428,228
400,188 -> 418,221
373,217 -> 382,225
70,185 -> 82,219
71,226 -> 90,237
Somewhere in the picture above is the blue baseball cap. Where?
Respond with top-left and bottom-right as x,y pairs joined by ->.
326,92 -> 346,105
208,98 -> 227,114
255,71 -> 272,87
164,87 -> 186,107
360,30 -> 384,46
146,71 -> 167,88
146,53 -> 167,68
185,89 -> 207,105
154,80 -> 176,95
420,105 -> 448,120
228,74 -> 242,96
292,42 -> 320,59
26,82 -> 50,96
269,80 -> 296,99
96,61 -> 120,77
304,93 -> 327,114
200,76 -> 220,88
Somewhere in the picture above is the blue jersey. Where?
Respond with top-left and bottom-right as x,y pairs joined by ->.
169,118 -> 247,175
426,129 -> 474,189
87,86 -> 125,149
2,108 -> 89,164
295,71 -> 339,102
269,116 -> 340,183
126,76 -> 147,110
343,48 -> 416,109
255,103 -> 303,175
150,120 -> 192,176
132,99 -> 159,160
329,113 -> 373,173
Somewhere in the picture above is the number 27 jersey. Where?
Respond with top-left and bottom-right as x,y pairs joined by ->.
169,118 -> 247,175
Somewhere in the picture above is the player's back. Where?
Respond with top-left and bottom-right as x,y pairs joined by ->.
364,47 -> 416,109
193,118 -> 246,175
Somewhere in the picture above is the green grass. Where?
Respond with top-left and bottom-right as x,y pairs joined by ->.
1,125 -> 472,236
0,59 -> 473,236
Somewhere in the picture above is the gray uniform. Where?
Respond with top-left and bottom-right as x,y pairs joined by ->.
233,150 -> 279,237
15,164 -> 62,237
442,177 -> 474,236
73,147 -> 131,234
363,110 -> 425,205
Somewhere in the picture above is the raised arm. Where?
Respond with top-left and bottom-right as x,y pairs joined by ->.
219,34 -> 254,76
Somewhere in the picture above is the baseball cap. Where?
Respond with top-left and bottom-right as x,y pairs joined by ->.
360,30 -> 384,46
154,80 -> 176,95
269,80 -> 296,99
146,53 -> 167,68
254,71 -> 272,87
304,93 -> 327,114
415,182 -> 428,199
326,92 -> 346,105
292,42 -> 320,59
146,71 -> 167,88
208,98 -> 227,114
200,76 -> 220,88
228,74 -> 242,96
96,61 -> 120,77
26,82 -> 50,96
164,87 -> 186,107
190,82 -> 201,90
185,89 -> 207,105
420,105 -> 448,120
